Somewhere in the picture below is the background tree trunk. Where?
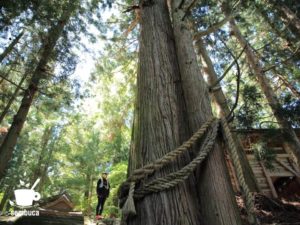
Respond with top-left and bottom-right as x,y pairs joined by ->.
195,37 -> 259,192
84,173 -> 92,214
0,31 -> 24,63
0,2 -> 76,181
0,184 -> 13,211
0,72 -> 28,124
31,126 -> 53,184
267,0 -> 300,39
222,2 -> 300,167
37,139 -> 57,193
255,3 -> 298,49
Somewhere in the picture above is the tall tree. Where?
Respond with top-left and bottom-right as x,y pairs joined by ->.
126,0 -> 243,224
266,0 -> 300,39
127,0 -> 202,224
171,2 -> 243,224
0,0 -> 78,180
30,126 -> 54,184
195,37 -> 258,192
222,1 -> 300,167
0,71 -> 28,124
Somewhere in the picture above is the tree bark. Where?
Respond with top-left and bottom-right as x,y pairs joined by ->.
0,1 -> 76,181
195,37 -> 259,192
84,173 -> 93,214
0,72 -> 28,124
127,0 -> 202,224
222,3 -> 300,167
0,31 -> 24,63
171,3 -> 243,225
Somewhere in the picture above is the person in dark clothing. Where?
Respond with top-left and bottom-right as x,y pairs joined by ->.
96,172 -> 110,219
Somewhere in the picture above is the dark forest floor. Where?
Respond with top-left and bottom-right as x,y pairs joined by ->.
238,194 -> 300,225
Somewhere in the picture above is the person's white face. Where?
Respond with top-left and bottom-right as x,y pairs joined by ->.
102,173 -> 108,179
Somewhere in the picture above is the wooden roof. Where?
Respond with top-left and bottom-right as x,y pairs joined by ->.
40,191 -> 75,212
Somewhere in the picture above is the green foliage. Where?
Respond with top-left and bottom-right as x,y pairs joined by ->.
252,142 -> 276,169
236,85 -> 264,128
281,94 -> 300,126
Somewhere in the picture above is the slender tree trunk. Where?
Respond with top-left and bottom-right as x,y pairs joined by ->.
195,37 -> 259,192
0,66 -> 16,86
255,3 -> 298,49
0,2 -> 76,181
127,0 -> 202,224
171,4 -> 242,225
267,0 -> 300,39
31,126 -> 53,184
222,3 -> 300,167
0,184 -> 13,211
88,175 -> 93,214
84,173 -> 92,214
0,31 -> 24,63
37,139 -> 57,193
0,72 -> 28,124
277,73 -> 300,98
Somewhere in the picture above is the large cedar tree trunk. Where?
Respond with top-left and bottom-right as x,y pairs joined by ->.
171,4 -> 242,224
127,0 -> 243,224
127,0 -> 202,224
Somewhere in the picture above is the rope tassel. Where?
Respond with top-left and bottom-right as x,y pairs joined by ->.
122,182 -> 136,217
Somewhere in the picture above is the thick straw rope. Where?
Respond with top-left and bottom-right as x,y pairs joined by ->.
120,119 -> 218,216
134,120 -> 219,198
220,117 -> 256,224
121,117 -> 256,224
126,117 -> 216,184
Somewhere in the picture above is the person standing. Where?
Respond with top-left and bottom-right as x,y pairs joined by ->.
96,172 -> 110,219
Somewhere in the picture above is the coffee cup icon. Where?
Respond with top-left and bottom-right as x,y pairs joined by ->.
14,189 -> 41,206
13,178 -> 41,207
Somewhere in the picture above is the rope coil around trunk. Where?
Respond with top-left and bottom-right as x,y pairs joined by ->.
119,118 -> 218,217
126,117 -> 216,184
134,120 -> 219,199
120,117 -> 256,224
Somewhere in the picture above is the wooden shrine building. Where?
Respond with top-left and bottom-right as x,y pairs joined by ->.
227,128 -> 300,199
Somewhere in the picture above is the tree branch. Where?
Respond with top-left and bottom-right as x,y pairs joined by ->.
214,33 -> 242,121
182,0 -> 198,20
0,73 -> 50,97
263,45 -> 300,72
209,45 -> 246,89
0,73 -> 27,92
194,15 -> 233,40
